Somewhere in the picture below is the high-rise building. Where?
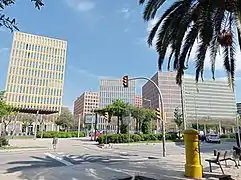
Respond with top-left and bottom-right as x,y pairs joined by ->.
237,103 -> 241,115
142,72 -> 181,129
99,79 -> 136,108
5,32 -> 67,113
142,71 -> 236,129
134,94 -> 142,107
73,92 -> 99,127
183,78 -> 236,123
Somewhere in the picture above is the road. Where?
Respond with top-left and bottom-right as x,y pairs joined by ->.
0,139 -> 239,180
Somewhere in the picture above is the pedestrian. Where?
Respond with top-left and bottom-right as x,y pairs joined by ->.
52,136 -> 58,150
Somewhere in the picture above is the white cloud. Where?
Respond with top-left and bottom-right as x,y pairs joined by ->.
120,8 -> 131,19
65,0 -> 95,12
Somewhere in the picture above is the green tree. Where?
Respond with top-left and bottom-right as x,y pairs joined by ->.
108,99 -> 129,134
140,0 -> 241,87
173,107 -> 183,131
130,106 -> 146,132
0,0 -> 44,32
55,107 -> 74,131
141,108 -> 155,134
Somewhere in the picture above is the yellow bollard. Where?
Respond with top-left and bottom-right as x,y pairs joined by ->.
184,129 -> 203,179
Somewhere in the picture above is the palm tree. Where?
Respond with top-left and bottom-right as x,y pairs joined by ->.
140,0 -> 241,87
108,99 -> 129,134
130,106 -> 146,132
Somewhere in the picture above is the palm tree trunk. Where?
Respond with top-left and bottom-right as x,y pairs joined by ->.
117,116 -> 120,134
135,118 -> 138,132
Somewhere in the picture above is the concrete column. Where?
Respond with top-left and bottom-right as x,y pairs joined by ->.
219,121 -> 222,135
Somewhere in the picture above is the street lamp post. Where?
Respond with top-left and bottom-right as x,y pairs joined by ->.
128,76 -> 166,157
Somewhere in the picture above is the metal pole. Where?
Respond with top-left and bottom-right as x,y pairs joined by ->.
34,110 -> 39,140
194,94 -> 198,130
78,114 -> 81,138
128,76 -> 166,156
181,82 -> 186,130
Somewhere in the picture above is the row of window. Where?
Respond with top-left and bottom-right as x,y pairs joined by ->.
7,85 -> 62,97
11,59 -> 64,72
12,50 -> 65,64
12,103 -> 60,112
9,67 -> 64,80
7,94 -> 62,105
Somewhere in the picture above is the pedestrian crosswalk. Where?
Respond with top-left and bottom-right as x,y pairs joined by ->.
45,151 -> 147,166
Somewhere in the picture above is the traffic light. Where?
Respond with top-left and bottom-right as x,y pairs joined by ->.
156,108 -> 161,120
122,75 -> 128,88
104,112 -> 108,121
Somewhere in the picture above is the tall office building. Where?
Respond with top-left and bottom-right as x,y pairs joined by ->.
183,78 -> 236,123
73,92 -> 99,127
237,103 -> 241,115
142,71 -> 237,129
142,72 -> 181,129
99,79 -> 136,108
5,32 -> 67,113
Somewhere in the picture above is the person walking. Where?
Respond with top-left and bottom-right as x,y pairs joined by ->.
52,137 -> 58,150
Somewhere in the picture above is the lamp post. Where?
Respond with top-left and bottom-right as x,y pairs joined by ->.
128,76 -> 166,157
143,98 -> 152,133
186,92 -> 198,130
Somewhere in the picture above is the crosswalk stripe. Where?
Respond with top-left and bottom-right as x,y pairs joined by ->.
38,176 -> 45,180
45,153 -> 73,166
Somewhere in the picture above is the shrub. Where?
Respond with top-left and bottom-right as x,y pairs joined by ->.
220,134 -> 228,138
97,133 -> 177,144
0,137 -> 9,147
229,133 -> 236,139
37,131 -> 85,138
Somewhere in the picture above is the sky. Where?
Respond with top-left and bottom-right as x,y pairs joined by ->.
0,0 -> 241,111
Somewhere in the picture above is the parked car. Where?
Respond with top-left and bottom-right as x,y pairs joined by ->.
205,134 -> 221,143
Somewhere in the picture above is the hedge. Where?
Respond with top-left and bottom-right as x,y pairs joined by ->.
0,137 -> 9,147
37,131 -> 85,138
98,133 -> 177,144
220,133 -> 236,139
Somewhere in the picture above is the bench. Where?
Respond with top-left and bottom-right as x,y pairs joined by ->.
205,150 -> 239,174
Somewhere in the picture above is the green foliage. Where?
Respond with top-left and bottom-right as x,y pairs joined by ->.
0,0 -> 44,32
0,90 -> 15,118
55,107 -> 74,129
173,107 -> 183,129
98,133 -> 176,144
36,131 -> 85,138
140,0 -> 241,87
0,136 -> 8,147
220,134 -> 235,139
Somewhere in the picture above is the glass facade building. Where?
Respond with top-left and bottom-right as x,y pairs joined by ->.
99,79 -> 136,108
5,32 -> 67,112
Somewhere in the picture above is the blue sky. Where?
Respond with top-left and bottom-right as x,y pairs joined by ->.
0,0 -> 241,111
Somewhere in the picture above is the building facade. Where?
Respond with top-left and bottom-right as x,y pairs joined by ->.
99,79 -> 136,108
134,94 -> 142,107
73,92 -> 99,127
5,32 -> 67,112
142,71 -> 237,130
142,72 -> 181,129
237,103 -> 241,115
183,78 -> 236,124
3,32 -> 67,134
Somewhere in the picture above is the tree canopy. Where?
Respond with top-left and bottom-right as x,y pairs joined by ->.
55,107 -> 74,130
140,0 -> 241,87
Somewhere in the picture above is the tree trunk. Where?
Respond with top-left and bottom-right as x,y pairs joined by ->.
117,116 -> 120,134
135,118 -> 139,132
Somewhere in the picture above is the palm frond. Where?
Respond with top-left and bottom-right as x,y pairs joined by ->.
139,0 -> 145,4
230,43 -> 236,89
223,46 -> 231,85
147,1 -> 182,46
143,0 -> 167,21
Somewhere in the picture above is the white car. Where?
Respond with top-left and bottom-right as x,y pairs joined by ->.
205,134 -> 221,143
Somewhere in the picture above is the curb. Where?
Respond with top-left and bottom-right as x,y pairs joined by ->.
0,147 -> 50,153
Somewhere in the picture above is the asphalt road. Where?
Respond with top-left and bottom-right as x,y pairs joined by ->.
0,140 -> 238,180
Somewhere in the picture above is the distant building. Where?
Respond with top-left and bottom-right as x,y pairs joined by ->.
99,79 -> 136,108
73,92 -> 99,128
134,94 -> 142,107
237,103 -> 241,115
142,71 -> 237,130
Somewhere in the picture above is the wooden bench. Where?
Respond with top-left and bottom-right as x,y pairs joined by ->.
205,150 -> 239,174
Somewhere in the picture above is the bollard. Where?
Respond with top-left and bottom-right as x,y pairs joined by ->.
184,129 -> 203,179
